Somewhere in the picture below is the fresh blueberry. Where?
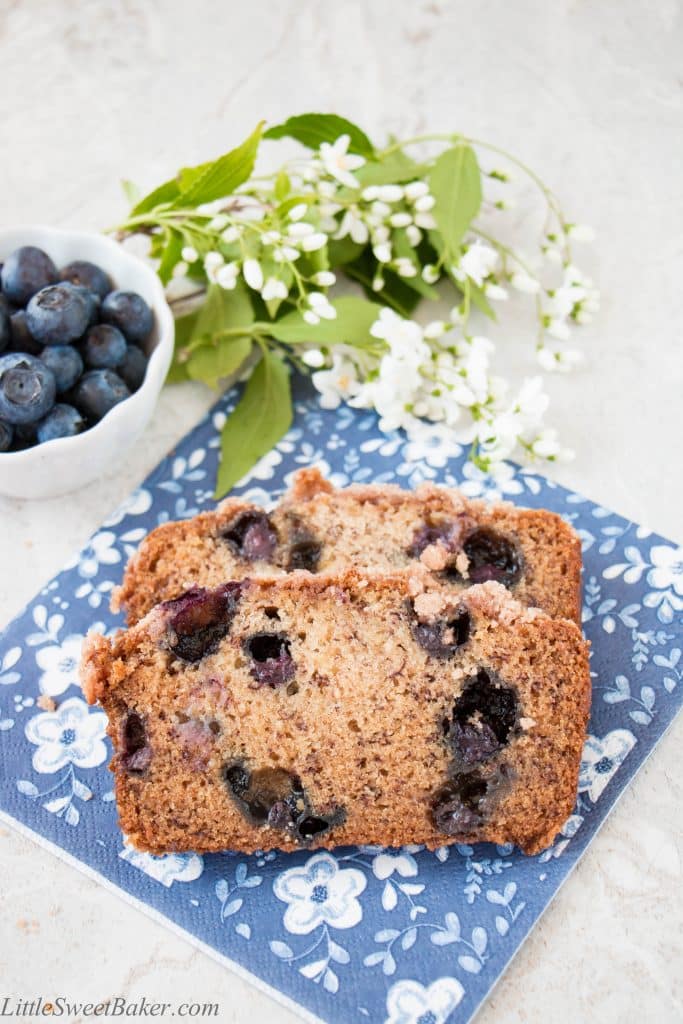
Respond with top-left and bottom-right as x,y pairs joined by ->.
0,420 -> 13,451
72,285 -> 101,326
163,583 -> 242,663
0,293 -> 11,316
11,422 -> 37,450
73,369 -> 130,421
9,310 -> 41,355
1,246 -> 57,306
26,283 -> 90,345
223,510 -> 278,561
284,516 -> 322,572
120,710 -> 152,774
59,260 -> 111,300
83,324 -> 127,369
36,403 -> 85,443
101,290 -> 153,345
410,602 -> 470,658
244,632 -> 295,687
0,352 -> 56,425
39,346 -> 83,393
0,308 -> 9,353
462,527 -> 523,587
445,669 -> 519,766
117,344 -> 148,392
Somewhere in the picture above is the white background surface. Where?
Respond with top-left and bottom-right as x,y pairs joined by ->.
0,1 -> 682,1020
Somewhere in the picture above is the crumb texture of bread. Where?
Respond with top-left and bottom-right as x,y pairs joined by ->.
113,468 -> 583,626
84,574 -> 590,857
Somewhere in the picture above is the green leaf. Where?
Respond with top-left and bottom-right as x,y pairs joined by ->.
344,250 -> 421,317
264,114 -> 374,157
274,169 -> 291,201
390,229 -> 440,300
186,335 -> 252,388
131,178 -> 181,217
157,229 -> 183,286
167,310 -> 199,383
176,122 -> 264,207
192,281 -> 254,345
429,144 -> 482,254
215,349 -> 292,498
355,150 -> 427,186
468,281 -> 496,320
327,236 -> 366,267
267,296 -> 382,348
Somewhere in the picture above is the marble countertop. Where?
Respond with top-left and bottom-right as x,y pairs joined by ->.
0,1 -> 681,1020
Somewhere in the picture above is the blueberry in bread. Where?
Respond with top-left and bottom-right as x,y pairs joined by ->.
112,467 -> 582,625
83,574 -> 590,856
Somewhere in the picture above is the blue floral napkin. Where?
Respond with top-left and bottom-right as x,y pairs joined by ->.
1,377 -> 681,1024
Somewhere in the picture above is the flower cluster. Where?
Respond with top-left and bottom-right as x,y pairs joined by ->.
117,115 -> 599,491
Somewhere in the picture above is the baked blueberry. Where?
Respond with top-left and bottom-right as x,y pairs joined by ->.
101,290 -> 153,344
223,510 -> 278,562
120,710 -> 152,774
0,352 -> 56,425
83,324 -> 127,369
59,259 -> 111,299
9,309 -> 41,355
164,583 -> 241,663
0,420 -> 13,451
408,520 -> 455,558
445,669 -> 519,766
39,345 -> 83,393
284,516 -> 322,572
432,774 -> 489,833
1,246 -> 57,306
410,601 -> 470,658
36,403 -> 85,443
73,369 -> 130,421
118,344 -> 148,392
462,527 -> 522,587
26,283 -> 90,345
224,763 -> 344,840
244,632 -> 295,687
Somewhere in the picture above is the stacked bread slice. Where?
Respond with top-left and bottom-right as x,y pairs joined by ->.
81,468 -> 589,856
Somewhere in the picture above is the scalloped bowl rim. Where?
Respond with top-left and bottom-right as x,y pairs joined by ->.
0,225 -> 173,472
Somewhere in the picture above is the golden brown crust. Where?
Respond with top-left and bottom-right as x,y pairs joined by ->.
83,575 -> 590,857
113,468 -> 583,626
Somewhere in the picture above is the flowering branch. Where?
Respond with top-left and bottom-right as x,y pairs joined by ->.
115,113 -> 598,496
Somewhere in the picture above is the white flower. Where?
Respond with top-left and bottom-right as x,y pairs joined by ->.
25,697 -> 108,774
484,282 -> 508,301
389,212 -> 413,228
208,213 -> 229,231
302,348 -> 326,368
319,134 -> 365,188
404,180 -> 429,201
181,245 -> 198,263
36,634 -> 85,697
413,211 -> 436,229
203,251 -> 224,282
300,232 -> 327,252
287,221 -> 315,238
422,264 -> 439,284
372,849 -> 419,880
384,978 -> 464,1024
579,729 -> 637,803
373,242 -> 392,264
221,225 -> 241,244
413,193 -> 435,213
567,222 -> 595,242
647,545 -> 683,596
308,292 -> 336,320
243,258 -> 264,291
273,245 -> 300,263
406,224 -> 422,246
287,203 -> 308,222
375,184 -> 404,202
78,531 -> 120,579
394,257 -> 417,278
510,271 -> 540,294
303,310 -> 320,325
336,207 -> 370,244
216,262 -> 239,290
312,352 -> 360,408
261,277 -> 288,301
273,851 -> 366,934
453,241 -> 499,286
312,270 -> 336,287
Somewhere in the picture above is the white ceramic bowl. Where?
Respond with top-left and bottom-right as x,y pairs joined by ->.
0,226 -> 174,499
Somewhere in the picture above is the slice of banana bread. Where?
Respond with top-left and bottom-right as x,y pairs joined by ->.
112,468 -> 582,625
83,574 -> 590,856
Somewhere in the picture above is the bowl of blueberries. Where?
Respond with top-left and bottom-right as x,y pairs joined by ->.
0,226 -> 174,498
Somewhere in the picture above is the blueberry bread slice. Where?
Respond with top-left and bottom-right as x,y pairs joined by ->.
112,467 -> 582,625
84,575 -> 590,856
